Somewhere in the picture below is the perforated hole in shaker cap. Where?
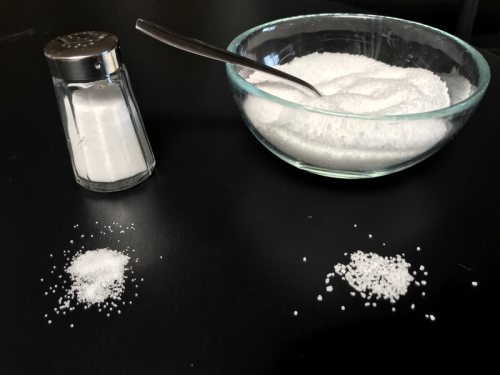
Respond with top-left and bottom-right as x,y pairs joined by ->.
58,32 -> 109,46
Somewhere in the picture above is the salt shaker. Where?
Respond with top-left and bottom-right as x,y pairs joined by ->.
44,31 -> 155,192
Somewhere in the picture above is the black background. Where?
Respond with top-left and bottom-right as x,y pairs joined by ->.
1,0 -> 499,374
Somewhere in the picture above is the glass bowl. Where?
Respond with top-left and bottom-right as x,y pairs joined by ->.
226,14 -> 490,178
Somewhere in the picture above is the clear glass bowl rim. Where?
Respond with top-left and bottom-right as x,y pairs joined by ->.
226,13 -> 491,121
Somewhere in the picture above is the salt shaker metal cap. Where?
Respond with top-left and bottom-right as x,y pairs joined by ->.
45,31 -> 155,193
44,32 -> 123,81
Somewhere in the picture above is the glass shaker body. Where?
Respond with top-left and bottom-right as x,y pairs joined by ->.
53,64 -> 155,192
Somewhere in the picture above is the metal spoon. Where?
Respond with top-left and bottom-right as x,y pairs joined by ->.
135,19 -> 322,97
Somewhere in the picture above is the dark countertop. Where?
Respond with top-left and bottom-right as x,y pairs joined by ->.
1,0 -> 499,373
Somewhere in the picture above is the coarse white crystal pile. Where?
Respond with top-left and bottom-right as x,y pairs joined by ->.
333,250 -> 414,303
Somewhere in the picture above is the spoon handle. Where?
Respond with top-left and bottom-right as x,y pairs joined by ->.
136,19 -> 321,97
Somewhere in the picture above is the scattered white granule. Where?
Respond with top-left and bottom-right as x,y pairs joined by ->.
48,320 -> 52,324
294,311 -> 298,316
411,304 -> 415,310
350,292 -> 355,297
317,295 -> 323,301
354,224 -> 357,227
419,265 -> 425,271
303,257 -> 307,262
383,243 -> 385,246
425,314 -> 429,319
415,281 -> 420,286
344,253 -> 348,256
70,324 -> 74,328
372,303 -> 377,307
421,281 -> 427,286
472,282 -> 478,286
422,292 -> 426,296
326,286 -> 333,292
365,302 -> 370,307
430,315 -> 436,321
392,307 -> 396,312
417,247 -> 421,251
332,251 -> 414,301
66,248 -> 130,304
341,306 -> 345,311
70,240 -> 73,244
325,278 -> 330,284
424,272 -> 428,276
413,271 -> 417,276
369,234 -> 372,239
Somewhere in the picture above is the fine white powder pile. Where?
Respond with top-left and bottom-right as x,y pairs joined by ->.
332,251 -> 414,303
244,52 -> 472,171
66,248 -> 130,304
42,221 -> 149,326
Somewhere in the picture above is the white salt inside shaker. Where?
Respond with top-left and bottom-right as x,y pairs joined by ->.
45,31 -> 155,192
